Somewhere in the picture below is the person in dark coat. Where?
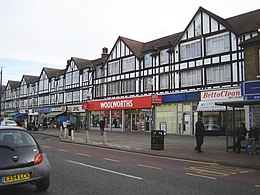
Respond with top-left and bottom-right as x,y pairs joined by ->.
249,122 -> 259,155
233,122 -> 247,153
194,117 -> 205,153
99,117 -> 105,135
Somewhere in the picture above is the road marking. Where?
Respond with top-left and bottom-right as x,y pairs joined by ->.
185,165 -> 254,179
68,160 -> 143,180
186,173 -> 217,180
58,149 -> 68,152
137,164 -> 161,170
77,153 -> 91,157
59,140 -> 218,166
42,145 -> 51,149
103,158 -> 121,162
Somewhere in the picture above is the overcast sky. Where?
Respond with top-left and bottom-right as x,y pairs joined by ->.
1,0 -> 260,85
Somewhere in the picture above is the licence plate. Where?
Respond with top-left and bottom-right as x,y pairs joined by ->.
1,173 -> 31,184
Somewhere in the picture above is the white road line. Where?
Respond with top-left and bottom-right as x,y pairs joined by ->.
58,149 -> 68,152
186,173 -> 217,180
137,164 -> 161,170
103,158 -> 121,162
77,153 -> 91,157
68,160 -> 143,180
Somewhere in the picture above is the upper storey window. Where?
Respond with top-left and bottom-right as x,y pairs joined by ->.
180,40 -> 201,61
144,53 -> 152,68
160,49 -> 169,65
108,60 -> 120,76
83,69 -> 89,82
20,80 -> 27,96
206,33 -> 230,56
122,57 -> 135,73
66,61 -> 79,86
39,72 -> 49,93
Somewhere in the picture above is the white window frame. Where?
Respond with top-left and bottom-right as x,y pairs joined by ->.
181,69 -> 201,87
122,79 -> 135,93
122,57 -> 135,72
160,49 -> 169,65
206,64 -> 231,84
144,77 -> 153,91
144,53 -> 152,68
108,82 -> 120,95
206,33 -> 230,56
180,40 -> 201,60
108,61 -> 120,75
160,74 -> 169,89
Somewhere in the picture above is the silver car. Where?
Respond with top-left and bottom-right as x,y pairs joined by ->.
0,126 -> 51,191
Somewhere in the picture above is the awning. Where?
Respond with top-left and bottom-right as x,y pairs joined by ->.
28,112 -> 39,116
15,113 -> 28,117
43,111 -> 65,118
197,101 -> 244,112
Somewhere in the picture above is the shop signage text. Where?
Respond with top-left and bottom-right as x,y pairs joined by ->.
201,89 -> 241,101
85,96 -> 152,111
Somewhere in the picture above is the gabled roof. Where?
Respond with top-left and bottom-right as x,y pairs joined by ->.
7,80 -> 20,89
23,75 -> 39,84
142,32 -> 183,53
226,8 -> 260,35
43,67 -> 64,78
92,54 -> 109,67
71,57 -> 93,70
120,36 -> 144,59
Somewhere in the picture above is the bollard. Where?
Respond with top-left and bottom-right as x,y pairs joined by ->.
86,131 -> 90,143
64,128 -> 67,139
71,130 -> 74,141
103,132 -> 107,146
60,127 -> 63,136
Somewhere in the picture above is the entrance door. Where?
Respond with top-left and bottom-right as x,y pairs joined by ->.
177,112 -> 192,135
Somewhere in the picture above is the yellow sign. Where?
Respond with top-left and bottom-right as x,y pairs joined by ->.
61,106 -> 67,111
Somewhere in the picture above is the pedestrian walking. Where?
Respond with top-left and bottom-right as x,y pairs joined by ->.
233,122 -> 247,153
249,122 -> 259,155
194,116 -> 205,153
99,117 -> 105,135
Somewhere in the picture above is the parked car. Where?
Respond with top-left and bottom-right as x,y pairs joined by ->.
0,119 -> 18,126
0,126 -> 51,191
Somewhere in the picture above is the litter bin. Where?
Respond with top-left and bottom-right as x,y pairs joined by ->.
151,130 -> 164,150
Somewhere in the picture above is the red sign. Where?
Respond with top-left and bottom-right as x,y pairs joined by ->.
83,96 -> 152,111
151,94 -> 162,104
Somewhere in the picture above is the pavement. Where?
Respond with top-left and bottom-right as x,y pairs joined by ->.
34,127 -> 260,170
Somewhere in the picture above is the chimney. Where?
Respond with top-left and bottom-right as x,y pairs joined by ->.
102,47 -> 108,58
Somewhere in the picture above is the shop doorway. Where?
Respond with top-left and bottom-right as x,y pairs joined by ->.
131,113 -> 151,132
177,112 -> 192,135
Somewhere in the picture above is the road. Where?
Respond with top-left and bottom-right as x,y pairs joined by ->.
1,134 -> 260,195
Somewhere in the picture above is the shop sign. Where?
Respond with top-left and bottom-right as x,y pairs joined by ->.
38,107 -> 52,113
52,107 -> 62,112
201,88 -> 242,101
86,96 -> 152,111
61,106 -> 67,111
67,105 -> 84,112
243,81 -> 260,96
151,94 -> 162,104
19,109 -> 28,114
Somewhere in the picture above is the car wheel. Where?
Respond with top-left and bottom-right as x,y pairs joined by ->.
36,176 -> 50,192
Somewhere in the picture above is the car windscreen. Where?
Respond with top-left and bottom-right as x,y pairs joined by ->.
0,130 -> 37,148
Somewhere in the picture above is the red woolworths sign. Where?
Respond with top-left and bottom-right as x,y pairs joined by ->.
83,96 -> 152,111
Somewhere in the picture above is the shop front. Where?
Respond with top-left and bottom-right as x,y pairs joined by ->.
67,105 -> 86,130
197,88 -> 244,135
83,96 -> 156,132
155,92 -> 198,135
